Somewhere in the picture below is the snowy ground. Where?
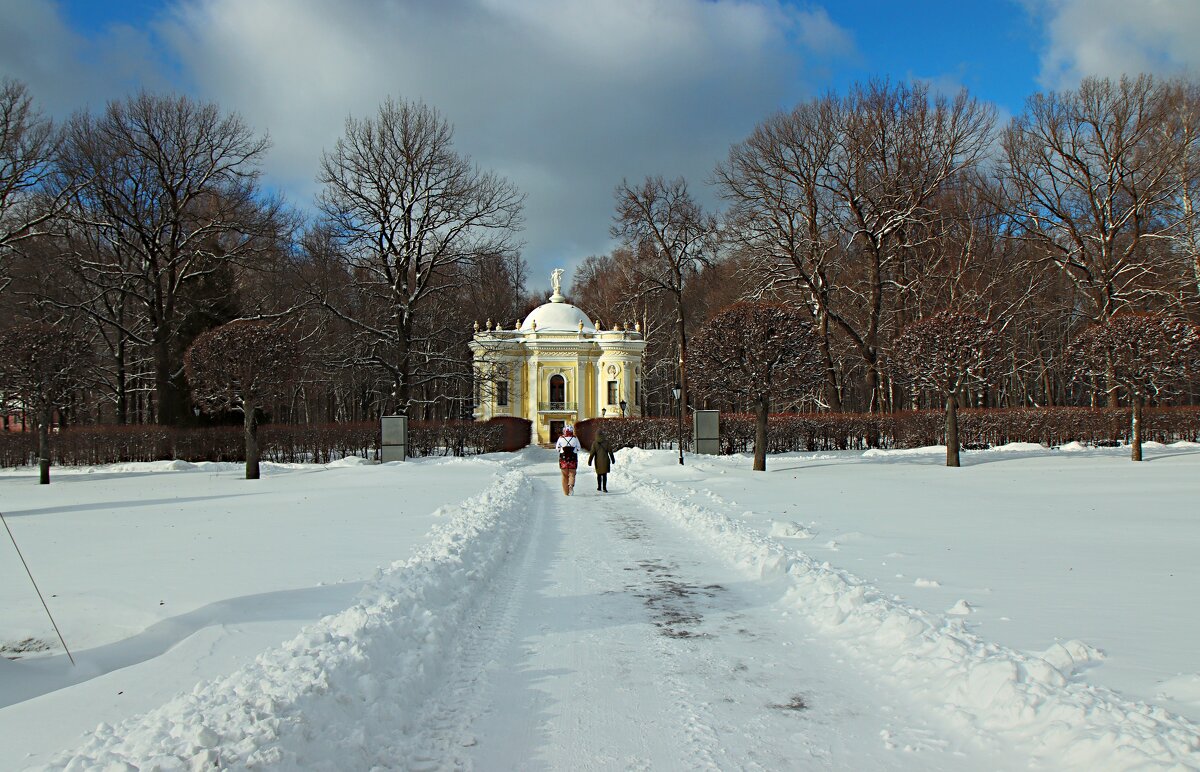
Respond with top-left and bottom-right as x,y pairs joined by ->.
0,443 -> 1198,769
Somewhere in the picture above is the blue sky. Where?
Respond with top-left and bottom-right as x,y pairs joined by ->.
3,0 -> 1198,287
816,0 -> 1043,112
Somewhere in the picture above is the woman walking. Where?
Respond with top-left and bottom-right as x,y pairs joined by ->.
556,425 -> 582,495
588,429 -> 617,492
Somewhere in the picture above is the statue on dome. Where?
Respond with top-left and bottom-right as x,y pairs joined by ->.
550,268 -> 565,302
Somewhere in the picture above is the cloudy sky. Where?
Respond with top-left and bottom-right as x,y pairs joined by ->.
2,0 -> 1199,288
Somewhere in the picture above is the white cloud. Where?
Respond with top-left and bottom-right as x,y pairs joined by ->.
161,0 -> 856,281
0,0 -> 173,114
0,0 -> 856,284
1032,0 -> 1200,90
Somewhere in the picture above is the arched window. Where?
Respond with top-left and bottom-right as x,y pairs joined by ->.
549,374 -> 565,407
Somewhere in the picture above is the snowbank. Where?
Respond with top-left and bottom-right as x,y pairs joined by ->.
38,468 -> 535,771
862,442 -> 1048,459
618,448 -> 1200,770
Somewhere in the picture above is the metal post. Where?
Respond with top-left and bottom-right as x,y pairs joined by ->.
677,403 -> 684,464
673,383 -> 684,465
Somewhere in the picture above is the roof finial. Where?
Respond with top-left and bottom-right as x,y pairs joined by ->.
549,268 -> 565,303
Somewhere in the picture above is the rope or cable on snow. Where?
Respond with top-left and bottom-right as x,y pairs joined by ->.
1,511 -> 75,666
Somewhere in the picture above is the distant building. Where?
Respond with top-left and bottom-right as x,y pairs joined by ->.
1,407 -> 32,432
469,268 -> 646,444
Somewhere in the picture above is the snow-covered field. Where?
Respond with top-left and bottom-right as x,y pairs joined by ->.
1,443 -> 1198,769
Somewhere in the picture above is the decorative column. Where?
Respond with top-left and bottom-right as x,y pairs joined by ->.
575,357 -> 584,421
528,355 -> 540,442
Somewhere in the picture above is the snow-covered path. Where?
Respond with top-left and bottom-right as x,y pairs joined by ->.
438,462 -> 1001,770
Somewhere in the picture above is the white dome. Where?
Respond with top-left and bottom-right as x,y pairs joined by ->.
521,300 -> 595,332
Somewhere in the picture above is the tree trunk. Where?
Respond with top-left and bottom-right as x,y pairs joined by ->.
154,335 -> 180,426
1105,358 -> 1120,408
818,312 -> 842,411
945,393 -> 960,468
1130,392 -> 1143,462
244,406 -> 260,480
115,338 -> 128,425
396,315 -> 413,417
753,395 -> 769,472
38,407 -> 51,485
676,297 -> 689,414
864,358 -> 881,447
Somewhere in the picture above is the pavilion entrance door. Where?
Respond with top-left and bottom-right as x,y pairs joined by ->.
549,420 -> 564,444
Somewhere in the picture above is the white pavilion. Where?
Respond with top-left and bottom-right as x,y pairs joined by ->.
469,269 -> 647,444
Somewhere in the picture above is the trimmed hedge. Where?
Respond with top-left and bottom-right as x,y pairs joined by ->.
0,417 -> 532,468
2,408 -> 1194,468
578,406 -> 1200,454
576,416 -> 688,452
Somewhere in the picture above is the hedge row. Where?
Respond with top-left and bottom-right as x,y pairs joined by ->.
0,417 -> 532,468
3,408 -> 1194,468
574,416 -> 687,452
580,406 -> 1200,453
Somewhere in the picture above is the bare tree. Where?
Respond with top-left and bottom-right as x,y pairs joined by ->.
1071,313 -> 1200,461
55,92 -> 281,425
0,79 -> 64,294
830,81 -> 996,412
1002,76 -> 1190,325
892,311 -> 1002,467
716,97 -> 846,408
185,320 -> 302,479
571,250 -> 638,327
316,98 -> 523,417
612,176 -> 716,414
0,321 -> 92,483
689,302 -> 822,471
1162,79 -> 1200,305
720,81 -> 995,413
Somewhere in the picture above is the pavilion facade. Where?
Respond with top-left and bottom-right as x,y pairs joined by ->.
469,269 -> 646,445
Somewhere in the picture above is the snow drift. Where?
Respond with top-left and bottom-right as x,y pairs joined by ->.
38,467 -> 534,771
618,447 -> 1200,769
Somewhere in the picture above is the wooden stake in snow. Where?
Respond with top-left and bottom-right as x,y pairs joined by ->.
1,511 -> 74,666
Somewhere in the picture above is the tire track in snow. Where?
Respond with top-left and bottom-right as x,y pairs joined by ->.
466,472 -> 716,769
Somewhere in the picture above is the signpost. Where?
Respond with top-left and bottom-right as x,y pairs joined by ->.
381,415 -> 408,462
693,410 -> 720,455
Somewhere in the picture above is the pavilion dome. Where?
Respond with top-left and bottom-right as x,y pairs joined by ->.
520,297 -> 595,332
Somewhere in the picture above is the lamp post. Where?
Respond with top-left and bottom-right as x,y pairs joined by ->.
619,399 -> 627,417
672,384 -> 684,465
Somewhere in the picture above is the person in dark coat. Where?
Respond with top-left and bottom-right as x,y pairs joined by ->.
587,430 -> 617,492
